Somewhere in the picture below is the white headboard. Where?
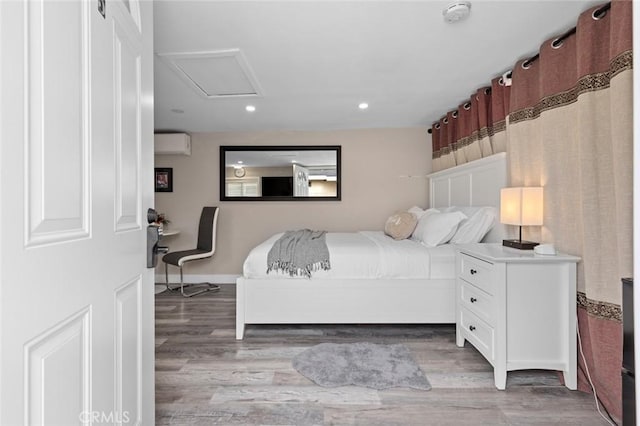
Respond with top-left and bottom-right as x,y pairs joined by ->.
427,152 -> 507,243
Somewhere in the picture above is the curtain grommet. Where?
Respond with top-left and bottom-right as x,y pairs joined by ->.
522,60 -> 532,70
592,7 -> 607,20
551,38 -> 563,49
463,102 -> 471,110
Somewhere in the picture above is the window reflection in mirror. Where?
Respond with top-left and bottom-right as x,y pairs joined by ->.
220,146 -> 341,201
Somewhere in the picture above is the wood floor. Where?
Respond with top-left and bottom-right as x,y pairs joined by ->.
155,285 -> 607,425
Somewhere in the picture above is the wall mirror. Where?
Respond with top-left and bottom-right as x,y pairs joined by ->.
220,145 -> 341,201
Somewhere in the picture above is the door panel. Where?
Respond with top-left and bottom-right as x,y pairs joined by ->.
114,14 -> 142,232
26,0 -> 90,246
1,1 -> 154,424
25,308 -> 91,426
115,276 -> 142,425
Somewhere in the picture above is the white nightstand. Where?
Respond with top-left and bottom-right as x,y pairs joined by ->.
455,243 -> 580,390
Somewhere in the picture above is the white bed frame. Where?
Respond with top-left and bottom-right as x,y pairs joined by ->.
236,152 -> 507,339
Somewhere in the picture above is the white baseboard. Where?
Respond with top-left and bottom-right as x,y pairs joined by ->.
155,273 -> 239,285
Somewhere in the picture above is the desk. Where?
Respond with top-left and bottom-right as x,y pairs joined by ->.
161,229 -> 180,237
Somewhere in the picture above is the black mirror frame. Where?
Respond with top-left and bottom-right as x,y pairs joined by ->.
220,145 -> 342,202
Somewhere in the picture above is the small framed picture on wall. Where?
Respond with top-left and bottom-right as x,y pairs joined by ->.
155,168 -> 173,192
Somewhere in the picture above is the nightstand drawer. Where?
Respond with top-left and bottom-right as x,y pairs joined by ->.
459,253 -> 494,295
460,281 -> 494,325
460,307 -> 494,363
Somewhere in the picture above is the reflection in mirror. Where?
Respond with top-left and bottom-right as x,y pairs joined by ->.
220,146 -> 341,201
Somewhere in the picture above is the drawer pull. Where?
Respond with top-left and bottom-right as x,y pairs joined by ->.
469,325 -> 476,331
470,297 -> 477,303
470,269 -> 477,275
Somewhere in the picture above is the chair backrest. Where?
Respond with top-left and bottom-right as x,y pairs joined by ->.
196,207 -> 218,254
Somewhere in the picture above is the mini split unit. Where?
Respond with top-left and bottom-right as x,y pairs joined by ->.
154,133 -> 191,156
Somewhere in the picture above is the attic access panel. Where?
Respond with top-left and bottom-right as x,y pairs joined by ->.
157,49 -> 263,98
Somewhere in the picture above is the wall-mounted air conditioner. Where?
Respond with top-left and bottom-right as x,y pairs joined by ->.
154,133 -> 191,156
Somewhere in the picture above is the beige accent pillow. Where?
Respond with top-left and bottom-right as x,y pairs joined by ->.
384,211 -> 418,240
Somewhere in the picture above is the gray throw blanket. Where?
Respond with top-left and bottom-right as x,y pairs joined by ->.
266,229 -> 331,278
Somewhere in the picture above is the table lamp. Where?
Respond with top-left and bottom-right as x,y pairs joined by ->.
500,187 -> 543,250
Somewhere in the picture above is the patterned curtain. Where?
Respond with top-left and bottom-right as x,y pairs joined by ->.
508,2 -> 632,419
430,82 -> 510,172
430,1 -> 632,419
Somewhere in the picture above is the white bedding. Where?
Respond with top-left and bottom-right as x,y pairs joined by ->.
242,231 -> 457,280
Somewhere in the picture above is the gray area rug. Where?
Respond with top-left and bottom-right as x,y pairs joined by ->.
292,342 -> 431,390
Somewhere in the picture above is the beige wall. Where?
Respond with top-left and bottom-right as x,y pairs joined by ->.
154,128 -> 432,275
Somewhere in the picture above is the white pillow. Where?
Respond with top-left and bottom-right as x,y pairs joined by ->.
449,207 -> 497,244
410,208 -> 440,241
443,206 -> 482,217
413,211 -> 467,247
408,206 -> 428,220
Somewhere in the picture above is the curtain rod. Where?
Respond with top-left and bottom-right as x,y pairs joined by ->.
427,1 -> 611,134
521,2 -> 611,69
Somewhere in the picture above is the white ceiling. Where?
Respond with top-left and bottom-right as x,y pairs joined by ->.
153,0 -> 601,133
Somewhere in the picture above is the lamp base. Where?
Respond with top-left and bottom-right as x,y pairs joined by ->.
502,239 -> 539,250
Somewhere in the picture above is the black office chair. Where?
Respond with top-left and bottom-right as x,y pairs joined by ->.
163,206 -> 220,297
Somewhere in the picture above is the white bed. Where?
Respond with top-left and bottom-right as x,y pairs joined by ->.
236,152 -> 507,339
244,231 -> 457,280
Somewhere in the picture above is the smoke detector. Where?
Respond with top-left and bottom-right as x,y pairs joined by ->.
443,1 -> 471,23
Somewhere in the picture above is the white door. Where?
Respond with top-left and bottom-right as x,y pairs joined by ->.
293,164 -> 310,196
0,0 -> 155,425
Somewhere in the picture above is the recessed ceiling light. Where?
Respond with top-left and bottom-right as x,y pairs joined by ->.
237,161 -> 243,164
245,105 -> 256,112
170,108 -> 184,114
358,102 -> 369,110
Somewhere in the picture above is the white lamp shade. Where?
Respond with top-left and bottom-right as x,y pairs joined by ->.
500,187 -> 543,226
